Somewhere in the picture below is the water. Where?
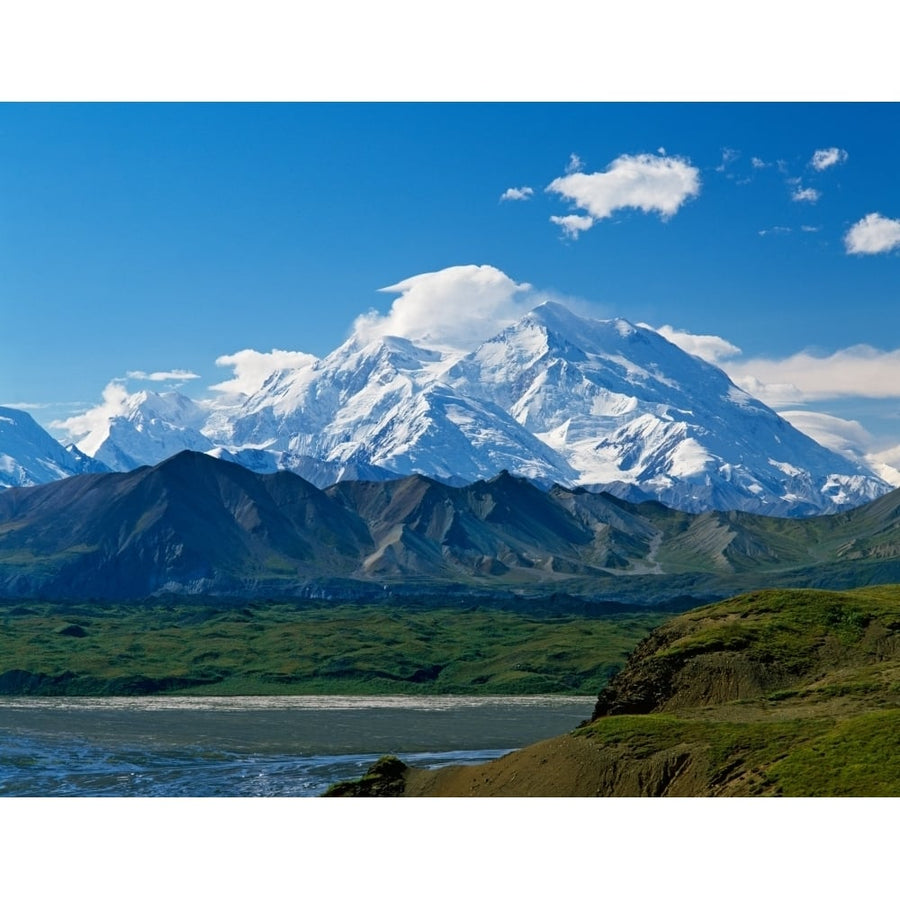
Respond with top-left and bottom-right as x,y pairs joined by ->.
0,695 -> 593,797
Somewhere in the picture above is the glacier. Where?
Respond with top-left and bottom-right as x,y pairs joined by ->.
24,302 -> 893,515
0,407 -> 110,488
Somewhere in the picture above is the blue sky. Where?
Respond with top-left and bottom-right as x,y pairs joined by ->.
3,102 -> 900,473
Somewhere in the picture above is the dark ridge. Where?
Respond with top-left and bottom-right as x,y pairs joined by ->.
2,450 -> 900,604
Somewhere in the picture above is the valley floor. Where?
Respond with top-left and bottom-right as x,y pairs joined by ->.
0,600 -> 666,697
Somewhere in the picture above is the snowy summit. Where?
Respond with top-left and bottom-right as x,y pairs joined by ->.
45,301 -> 890,517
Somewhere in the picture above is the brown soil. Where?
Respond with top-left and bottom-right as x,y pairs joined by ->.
402,731 -> 713,797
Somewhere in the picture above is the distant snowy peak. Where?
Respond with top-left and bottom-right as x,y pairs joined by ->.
0,407 -> 109,488
231,335 -> 450,439
75,390 -> 214,472
226,331 -> 567,486
46,301 -> 893,516
447,302 -> 887,514
451,302 -> 759,437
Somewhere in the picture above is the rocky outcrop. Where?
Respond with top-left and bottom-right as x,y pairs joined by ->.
324,756 -> 409,797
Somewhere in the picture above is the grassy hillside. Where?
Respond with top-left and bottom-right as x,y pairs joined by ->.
360,586 -> 900,796
0,601 -> 667,696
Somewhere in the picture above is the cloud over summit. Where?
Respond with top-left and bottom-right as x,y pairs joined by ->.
212,349 -> 318,397
353,264 -> 539,351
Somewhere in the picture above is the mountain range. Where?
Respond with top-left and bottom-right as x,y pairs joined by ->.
0,406 -> 109,489
25,301 -> 886,517
3,449 -> 900,602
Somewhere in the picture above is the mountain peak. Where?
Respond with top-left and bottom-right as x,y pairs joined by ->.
527,300 -> 634,330
520,303 -> 645,351
0,406 -> 110,488
15,302 -> 891,517
524,300 -> 587,332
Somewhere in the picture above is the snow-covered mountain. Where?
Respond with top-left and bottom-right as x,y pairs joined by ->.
0,407 -> 110,488
77,389 -> 214,471
225,333 -> 576,486
446,303 -> 887,514
56,302 -> 891,514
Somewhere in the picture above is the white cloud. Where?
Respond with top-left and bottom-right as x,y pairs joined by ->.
52,380 -> 132,450
546,152 -> 700,232
550,214 -> 594,239
870,443 -> 900,469
715,147 -> 739,172
751,157 -> 767,169
792,186 -> 820,203
353,264 -> 538,352
780,410 -> 900,487
801,225 -> 821,232
211,349 -> 318,397
726,345 -> 900,406
500,186 -> 534,201
565,153 -> 583,174
731,374 -> 804,406
867,446 -> 900,487
641,325 -> 900,430
758,226 -> 792,237
844,212 -> 900,255
811,147 -> 848,171
779,410 -> 873,458
126,369 -> 201,382
651,324 -> 742,364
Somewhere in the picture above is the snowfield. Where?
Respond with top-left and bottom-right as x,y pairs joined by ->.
6,302 -> 892,516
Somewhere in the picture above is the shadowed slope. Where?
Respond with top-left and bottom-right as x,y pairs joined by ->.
0,451 -> 373,598
4,451 -> 900,600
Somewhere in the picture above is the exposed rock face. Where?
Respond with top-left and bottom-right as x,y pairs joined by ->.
396,733 -> 715,798
323,756 -> 409,797
591,624 -> 792,718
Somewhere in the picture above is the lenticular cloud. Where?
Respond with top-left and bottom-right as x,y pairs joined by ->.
352,264 -> 538,352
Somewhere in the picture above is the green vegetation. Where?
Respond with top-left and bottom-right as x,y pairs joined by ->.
0,601 -> 668,696
572,711 -> 900,796
569,585 -> 900,795
651,585 -> 900,693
